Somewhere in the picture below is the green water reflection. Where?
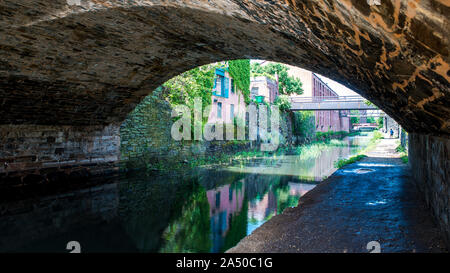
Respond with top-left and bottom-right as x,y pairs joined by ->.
0,134 -> 371,253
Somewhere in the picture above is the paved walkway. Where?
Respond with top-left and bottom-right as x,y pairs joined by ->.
228,138 -> 447,253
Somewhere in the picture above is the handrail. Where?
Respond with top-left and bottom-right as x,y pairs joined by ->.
290,96 -> 367,103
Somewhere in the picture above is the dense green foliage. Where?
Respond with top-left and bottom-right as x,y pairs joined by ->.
228,59 -> 251,104
163,60 -> 251,131
250,62 -> 303,95
221,195 -> 249,252
273,95 -> 291,112
160,183 -> 212,252
164,60 -> 251,109
377,117 -> 384,128
316,130 -> 350,141
395,144 -> 408,164
364,100 -> 377,107
372,130 -> 383,140
163,63 -> 219,111
292,111 -> 315,138
350,110 -> 360,124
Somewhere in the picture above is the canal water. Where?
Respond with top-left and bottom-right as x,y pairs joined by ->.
0,133 -> 372,253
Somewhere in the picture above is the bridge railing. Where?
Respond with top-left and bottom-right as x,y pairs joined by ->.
353,123 -> 378,127
290,96 -> 368,103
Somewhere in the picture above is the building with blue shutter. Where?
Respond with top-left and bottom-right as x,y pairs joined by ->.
207,64 -> 246,125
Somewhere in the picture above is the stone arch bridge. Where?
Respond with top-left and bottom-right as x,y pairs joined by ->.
0,0 -> 448,244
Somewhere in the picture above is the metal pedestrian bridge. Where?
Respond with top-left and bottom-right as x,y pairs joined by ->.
290,96 -> 379,111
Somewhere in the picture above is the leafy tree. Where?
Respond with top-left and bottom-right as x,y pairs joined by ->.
292,111 -> 315,138
350,110 -> 360,124
251,62 -> 303,95
273,95 -> 291,112
164,60 -> 251,109
163,63 -> 219,112
350,117 -> 359,124
163,60 -> 251,130
377,117 -> 384,128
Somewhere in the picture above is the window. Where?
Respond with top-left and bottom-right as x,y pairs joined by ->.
230,104 -> 234,120
231,79 -> 235,93
217,102 -> 222,118
251,87 -> 259,99
215,191 -> 221,208
215,76 -> 223,96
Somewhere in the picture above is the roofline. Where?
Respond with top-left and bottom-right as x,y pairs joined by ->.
312,72 -> 338,96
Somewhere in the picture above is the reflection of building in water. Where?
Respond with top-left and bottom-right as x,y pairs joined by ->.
308,135 -> 371,180
309,142 -> 352,180
206,181 -> 245,252
248,191 -> 277,222
288,183 -> 316,196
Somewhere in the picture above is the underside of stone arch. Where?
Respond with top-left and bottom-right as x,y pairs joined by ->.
0,0 -> 449,245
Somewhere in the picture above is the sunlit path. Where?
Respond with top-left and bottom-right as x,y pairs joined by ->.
228,138 -> 447,253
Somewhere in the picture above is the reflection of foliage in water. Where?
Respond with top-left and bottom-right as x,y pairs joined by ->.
220,197 -> 249,252
159,183 -> 211,253
274,184 -> 300,214
245,173 -> 280,202
229,180 -> 244,195
197,169 -> 246,191
118,173 -> 200,252
246,174 -> 299,215
264,212 -> 275,221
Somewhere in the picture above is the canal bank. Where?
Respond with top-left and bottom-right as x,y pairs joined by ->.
0,133 -> 372,252
228,138 -> 448,253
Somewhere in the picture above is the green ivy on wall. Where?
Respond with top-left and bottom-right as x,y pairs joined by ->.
163,60 -> 251,112
228,59 -> 251,104
163,63 -> 221,112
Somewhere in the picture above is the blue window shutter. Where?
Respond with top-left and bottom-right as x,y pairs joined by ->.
224,77 -> 229,98
215,69 -> 225,76
213,76 -> 217,95
220,77 -> 227,98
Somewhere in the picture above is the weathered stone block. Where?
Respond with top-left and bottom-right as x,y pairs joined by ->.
0,124 -> 120,185
410,133 -> 450,247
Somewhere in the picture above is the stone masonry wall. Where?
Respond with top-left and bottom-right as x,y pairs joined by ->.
0,124 -> 120,187
120,88 -> 295,170
0,88 -> 296,184
409,133 -> 450,246
120,89 -> 249,170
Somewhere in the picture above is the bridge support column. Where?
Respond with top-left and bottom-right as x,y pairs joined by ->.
409,133 -> 450,247
0,124 -> 121,187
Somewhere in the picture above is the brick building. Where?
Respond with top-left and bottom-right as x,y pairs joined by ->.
207,66 -> 246,124
286,66 -> 351,132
